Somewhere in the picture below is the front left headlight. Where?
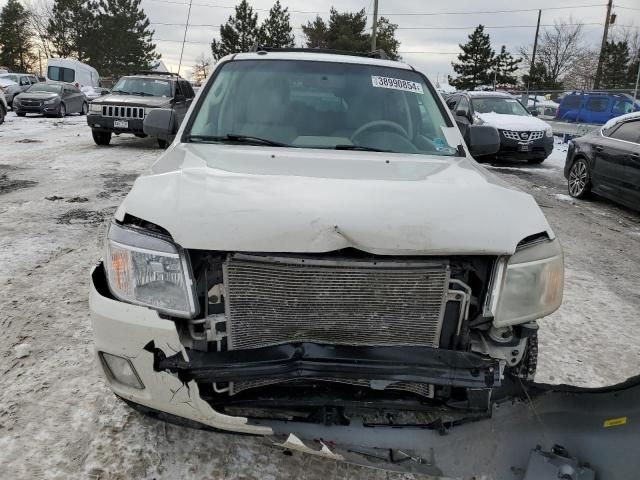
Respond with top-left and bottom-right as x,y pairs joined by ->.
90,103 -> 101,112
104,222 -> 198,318
545,127 -> 553,137
44,98 -> 58,105
491,238 -> 564,327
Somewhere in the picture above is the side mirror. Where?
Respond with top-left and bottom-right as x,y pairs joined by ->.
466,125 -> 500,157
144,108 -> 178,140
528,108 -> 539,116
455,108 -> 469,118
173,94 -> 186,104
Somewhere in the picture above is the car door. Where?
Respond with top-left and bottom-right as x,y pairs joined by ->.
609,120 -> 640,205
582,96 -> 609,124
594,120 -> 640,199
63,86 -> 80,112
19,76 -> 31,93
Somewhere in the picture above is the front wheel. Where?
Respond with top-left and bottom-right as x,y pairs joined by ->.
92,130 -> 112,146
57,103 -> 66,118
0,105 -> 5,124
16,111 -> 26,117
80,102 -> 88,115
568,158 -> 592,199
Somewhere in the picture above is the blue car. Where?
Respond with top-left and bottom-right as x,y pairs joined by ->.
556,92 -> 639,124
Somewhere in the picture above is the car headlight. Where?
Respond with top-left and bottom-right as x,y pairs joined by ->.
545,127 -> 553,138
104,222 -> 198,318
12,97 -> 20,105
490,238 -> 563,327
90,103 -> 102,113
44,98 -> 58,105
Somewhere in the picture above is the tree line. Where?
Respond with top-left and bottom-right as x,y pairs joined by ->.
449,21 -> 640,91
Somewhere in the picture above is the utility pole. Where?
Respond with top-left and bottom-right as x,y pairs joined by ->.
594,0 -> 613,89
371,0 -> 379,52
526,9 -> 542,100
177,0 -> 193,76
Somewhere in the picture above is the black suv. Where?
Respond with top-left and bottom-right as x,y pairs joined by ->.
87,72 -> 195,147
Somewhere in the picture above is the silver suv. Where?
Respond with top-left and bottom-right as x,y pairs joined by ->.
0,73 -> 39,106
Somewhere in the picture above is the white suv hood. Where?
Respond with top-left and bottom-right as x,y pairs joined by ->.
116,144 -> 553,255
476,112 -> 551,132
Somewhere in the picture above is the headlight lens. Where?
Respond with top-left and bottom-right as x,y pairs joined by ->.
90,103 -> 101,112
44,98 -> 58,105
493,238 -> 564,327
104,223 -> 198,318
545,127 -> 553,137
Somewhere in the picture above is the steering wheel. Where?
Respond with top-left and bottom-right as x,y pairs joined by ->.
351,120 -> 410,142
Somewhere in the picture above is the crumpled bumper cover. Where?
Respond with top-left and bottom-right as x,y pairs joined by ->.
157,343 -> 501,389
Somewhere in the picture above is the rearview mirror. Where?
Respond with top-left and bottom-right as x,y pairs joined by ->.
466,125 -> 500,157
144,108 -> 178,140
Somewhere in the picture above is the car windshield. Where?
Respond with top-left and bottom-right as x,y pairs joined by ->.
187,60 -> 459,156
27,84 -> 62,93
472,97 -> 530,116
112,77 -> 171,97
0,74 -> 19,83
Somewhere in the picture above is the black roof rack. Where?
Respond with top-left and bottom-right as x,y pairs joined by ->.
248,44 -> 391,60
129,70 -> 181,77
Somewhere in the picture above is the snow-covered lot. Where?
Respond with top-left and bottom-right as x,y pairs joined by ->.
1,113 -> 639,479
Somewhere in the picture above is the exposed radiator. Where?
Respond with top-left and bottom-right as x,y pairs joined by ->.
224,253 -> 450,350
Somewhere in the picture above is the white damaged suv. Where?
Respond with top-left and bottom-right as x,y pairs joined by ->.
89,49 -> 563,435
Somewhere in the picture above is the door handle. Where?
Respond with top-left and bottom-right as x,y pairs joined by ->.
594,145 -> 604,152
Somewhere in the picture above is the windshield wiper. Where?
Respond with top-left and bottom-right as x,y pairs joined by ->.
111,90 -> 129,95
334,144 -> 391,152
184,134 -> 290,147
130,91 -> 153,96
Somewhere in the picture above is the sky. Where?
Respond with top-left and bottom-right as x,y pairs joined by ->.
3,0 -> 640,81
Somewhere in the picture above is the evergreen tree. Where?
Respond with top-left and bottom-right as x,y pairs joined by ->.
47,0 -> 95,61
92,0 -> 159,77
521,62 -> 563,90
450,25 -> 495,90
301,9 -> 401,58
211,0 -> 259,60
493,45 -> 520,87
301,16 -> 328,48
601,40 -> 631,89
629,58 -> 639,89
259,0 -> 294,48
0,0 -> 36,71
374,17 -> 400,60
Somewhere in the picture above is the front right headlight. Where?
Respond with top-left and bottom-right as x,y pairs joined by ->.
491,238 -> 564,327
89,103 -> 102,112
104,222 -> 198,318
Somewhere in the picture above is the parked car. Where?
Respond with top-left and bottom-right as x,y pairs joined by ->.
13,82 -> 88,117
0,90 -> 7,124
46,58 -> 99,88
89,49 -> 564,434
87,71 -> 195,147
556,91 -> 640,124
81,85 -> 110,100
0,73 -> 40,106
447,91 -> 554,163
564,112 -> 640,210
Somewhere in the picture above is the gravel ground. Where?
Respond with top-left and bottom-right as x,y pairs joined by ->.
1,113 -> 639,479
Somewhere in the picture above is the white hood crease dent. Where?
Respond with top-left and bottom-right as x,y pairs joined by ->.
476,112 -> 551,132
115,143 -> 553,255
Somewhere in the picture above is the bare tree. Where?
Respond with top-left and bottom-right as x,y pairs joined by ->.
24,0 -> 54,60
563,49 -> 599,90
519,18 -> 585,87
190,53 -> 212,84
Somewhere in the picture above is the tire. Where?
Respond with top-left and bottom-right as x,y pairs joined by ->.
80,102 -> 88,115
92,130 -> 112,146
568,157 -> 592,199
57,103 -> 66,118
16,112 -> 26,117
527,157 -> 546,164
0,105 -> 5,124
157,138 -> 168,149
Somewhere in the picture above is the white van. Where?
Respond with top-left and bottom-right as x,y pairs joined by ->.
46,58 -> 99,88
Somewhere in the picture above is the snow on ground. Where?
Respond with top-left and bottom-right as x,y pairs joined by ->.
1,113 -> 640,478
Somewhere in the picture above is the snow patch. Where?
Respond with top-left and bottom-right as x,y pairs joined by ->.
14,343 -> 31,359
602,111 -> 640,131
553,193 -> 575,204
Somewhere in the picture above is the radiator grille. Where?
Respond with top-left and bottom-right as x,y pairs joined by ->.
224,254 -> 450,350
101,105 -> 145,119
502,130 -> 544,142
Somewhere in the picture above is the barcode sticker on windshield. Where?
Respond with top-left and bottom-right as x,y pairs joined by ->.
371,76 -> 423,94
